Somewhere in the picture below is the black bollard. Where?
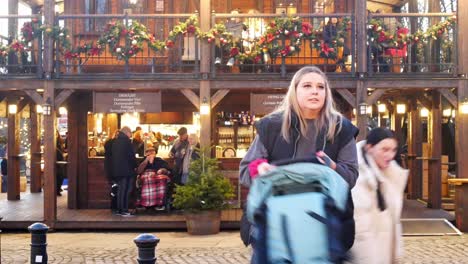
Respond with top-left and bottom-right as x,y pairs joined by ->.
134,233 -> 160,264
28,222 -> 49,264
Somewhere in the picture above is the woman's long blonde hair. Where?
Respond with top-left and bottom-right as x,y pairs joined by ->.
275,66 -> 342,142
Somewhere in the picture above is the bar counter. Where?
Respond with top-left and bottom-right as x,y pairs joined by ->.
86,157 -> 246,209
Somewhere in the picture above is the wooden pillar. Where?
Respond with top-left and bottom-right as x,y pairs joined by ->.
355,0 -> 367,74
30,103 -> 42,193
407,97 -> 423,199
356,80 -> 367,141
43,82 -> 56,225
428,91 -> 442,209
8,0 -> 18,38
43,0 -> 55,78
6,101 -> 20,200
67,93 -> 89,209
199,0 -> 211,150
453,0 -> 468,231
7,0 -> 19,71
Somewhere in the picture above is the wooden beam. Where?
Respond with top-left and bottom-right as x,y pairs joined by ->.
211,89 -> 230,108
366,89 -> 385,105
17,98 -> 31,113
439,88 -> 458,109
417,95 -> 432,110
336,89 -> 356,108
366,79 -> 458,88
180,89 -> 200,109
55,89 -> 74,107
23,90 -> 43,105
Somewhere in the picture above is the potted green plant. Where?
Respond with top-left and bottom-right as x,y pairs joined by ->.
172,148 -> 235,235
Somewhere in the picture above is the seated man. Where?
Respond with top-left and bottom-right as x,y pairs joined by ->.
136,146 -> 172,210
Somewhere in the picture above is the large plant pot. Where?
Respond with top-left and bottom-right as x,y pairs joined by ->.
185,210 -> 221,235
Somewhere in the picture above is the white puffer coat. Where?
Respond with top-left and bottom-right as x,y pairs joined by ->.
348,140 -> 409,264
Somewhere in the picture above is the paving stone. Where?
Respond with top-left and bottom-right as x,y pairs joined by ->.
2,232 -> 468,263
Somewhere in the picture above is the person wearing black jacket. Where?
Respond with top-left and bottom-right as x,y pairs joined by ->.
111,126 -> 137,216
104,130 -> 119,214
239,66 -> 358,262
1,152 -> 6,193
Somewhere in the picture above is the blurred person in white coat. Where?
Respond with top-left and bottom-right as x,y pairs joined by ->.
349,128 -> 408,264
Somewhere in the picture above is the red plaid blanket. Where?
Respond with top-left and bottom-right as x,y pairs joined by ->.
139,170 -> 170,207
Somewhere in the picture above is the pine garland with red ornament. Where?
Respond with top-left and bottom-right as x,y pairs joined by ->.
368,15 -> 456,51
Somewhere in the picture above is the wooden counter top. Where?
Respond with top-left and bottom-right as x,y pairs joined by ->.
448,178 -> 468,185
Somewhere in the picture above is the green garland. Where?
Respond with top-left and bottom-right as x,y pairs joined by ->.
368,15 -> 456,51
0,14 -> 457,67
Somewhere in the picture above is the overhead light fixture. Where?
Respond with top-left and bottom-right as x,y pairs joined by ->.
378,103 -> 386,113
358,102 -> 368,116
420,107 -> 429,117
8,104 -> 17,114
58,107 -> 67,116
200,96 -> 210,115
42,97 -> 52,116
461,101 -> 468,114
442,108 -> 452,117
396,104 -> 406,114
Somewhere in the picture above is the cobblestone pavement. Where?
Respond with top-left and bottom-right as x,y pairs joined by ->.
2,232 -> 468,263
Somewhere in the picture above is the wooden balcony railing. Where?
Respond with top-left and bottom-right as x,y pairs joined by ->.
0,12 -> 459,80
367,13 -> 457,76
0,15 -> 43,79
210,12 -> 355,78
55,14 -> 200,78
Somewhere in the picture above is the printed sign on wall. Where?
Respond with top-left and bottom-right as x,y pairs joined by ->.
93,92 -> 161,113
250,93 -> 285,115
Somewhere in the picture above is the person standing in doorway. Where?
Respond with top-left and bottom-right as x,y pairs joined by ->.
1,146 -> 7,193
169,127 -> 189,185
180,133 -> 200,185
111,126 -> 137,216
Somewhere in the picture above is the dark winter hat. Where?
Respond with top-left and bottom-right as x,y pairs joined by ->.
177,127 -> 188,136
366,127 -> 395,146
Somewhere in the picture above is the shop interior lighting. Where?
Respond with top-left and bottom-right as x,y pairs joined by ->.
36,105 -> 43,114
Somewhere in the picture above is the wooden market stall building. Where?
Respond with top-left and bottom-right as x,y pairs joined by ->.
0,0 -> 468,231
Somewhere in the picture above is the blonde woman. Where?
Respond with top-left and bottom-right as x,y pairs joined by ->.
239,66 -> 358,252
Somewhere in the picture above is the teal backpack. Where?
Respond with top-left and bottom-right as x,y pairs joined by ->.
246,161 -> 351,264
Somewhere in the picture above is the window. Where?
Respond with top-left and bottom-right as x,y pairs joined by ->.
85,0 -> 108,31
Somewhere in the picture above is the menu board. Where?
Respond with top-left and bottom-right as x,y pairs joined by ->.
250,93 -> 285,115
93,92 -> 161,113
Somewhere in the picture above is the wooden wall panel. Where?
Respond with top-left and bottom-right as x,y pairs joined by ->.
231,0 -> 258,13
